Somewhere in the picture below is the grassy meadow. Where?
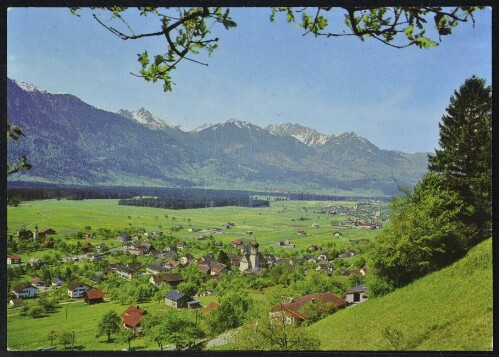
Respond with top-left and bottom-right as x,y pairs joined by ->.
305,238 -> 493,351
7,299 -> 183,351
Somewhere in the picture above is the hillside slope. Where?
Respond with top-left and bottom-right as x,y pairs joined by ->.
307,238 -> 492,351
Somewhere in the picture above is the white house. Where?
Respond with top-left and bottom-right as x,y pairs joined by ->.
116,266 -> 136,280
67,282 -> 91,298
12,283 -> 38,298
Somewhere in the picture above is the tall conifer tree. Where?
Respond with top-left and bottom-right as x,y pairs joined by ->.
428,75 -> 492,245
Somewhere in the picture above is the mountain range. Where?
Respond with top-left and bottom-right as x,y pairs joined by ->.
7,78 -> 429,196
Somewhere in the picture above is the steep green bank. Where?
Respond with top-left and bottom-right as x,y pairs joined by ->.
307,238 -> 492,350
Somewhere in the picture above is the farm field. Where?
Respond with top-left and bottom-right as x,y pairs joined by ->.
7,198 -> 384,254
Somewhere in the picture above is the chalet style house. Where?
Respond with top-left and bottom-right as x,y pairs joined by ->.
12,283 -> 38,299
121,305 -> 146,333
7,254 -> 22,265
67,282 -> 91,298
269,292 -> 348,325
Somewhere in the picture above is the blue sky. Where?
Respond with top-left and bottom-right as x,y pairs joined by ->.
7,7 -> 492,153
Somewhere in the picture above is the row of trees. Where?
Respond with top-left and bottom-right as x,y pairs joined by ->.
368,76 -> 492,296
118,196 -> 270,209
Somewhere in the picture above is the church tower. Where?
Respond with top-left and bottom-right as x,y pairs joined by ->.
33,225 -> 39,241
249,240 -> 259,270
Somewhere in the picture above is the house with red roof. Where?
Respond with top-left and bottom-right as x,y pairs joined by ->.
84,288 -> 104,304
32,277 -> 46,287
167,259 -> 180,269
197,263 -> 212,275
7,254 -> 22,265
201,301 -> 220,315
41,228 -> 56,236
121,306 -> 146,333
269,292 -> 348,326
210,263 -> 228,276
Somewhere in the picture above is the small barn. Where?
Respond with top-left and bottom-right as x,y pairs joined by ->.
345,285 -> 368,304
41,228 -> 56,236
165,290 -> 191,309
84,288 -> 104,304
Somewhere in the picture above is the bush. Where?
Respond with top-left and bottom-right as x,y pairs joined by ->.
20,304 -> 29,316
58,330 -> 73,349
367,174 -> 472,295
27,305 -> 44,318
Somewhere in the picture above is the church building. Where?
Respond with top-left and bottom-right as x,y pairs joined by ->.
239,240 -> 261,273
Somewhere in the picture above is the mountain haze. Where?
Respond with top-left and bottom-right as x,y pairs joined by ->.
7,79 -> 429,195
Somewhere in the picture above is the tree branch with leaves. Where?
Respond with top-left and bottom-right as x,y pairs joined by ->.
72,6 -> 484,93
271,6 -> 483,49
71,7 -> 236,92
7,119 -> 32,175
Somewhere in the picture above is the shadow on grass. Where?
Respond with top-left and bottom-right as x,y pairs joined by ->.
57,345 -> 85,351
85,300 -> 110,306
131,344 -> 149,351
98,338 -> 117,344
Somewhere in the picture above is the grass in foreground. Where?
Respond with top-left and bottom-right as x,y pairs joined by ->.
7,300 -> 170,351
306,238 -> 492,351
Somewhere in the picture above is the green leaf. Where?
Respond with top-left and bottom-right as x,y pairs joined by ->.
222,19 -> 237,30
154,55 -> 164,65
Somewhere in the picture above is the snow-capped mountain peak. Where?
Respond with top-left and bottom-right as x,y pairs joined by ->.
226,118 -> 251,128
117,107 -> 171,130
14,80 -> 49,94
192,123 -> 216,132
266,122 -> 330,147
193,119 -> 263,133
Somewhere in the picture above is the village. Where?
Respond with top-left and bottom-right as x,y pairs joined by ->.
7,200 -> 380,350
